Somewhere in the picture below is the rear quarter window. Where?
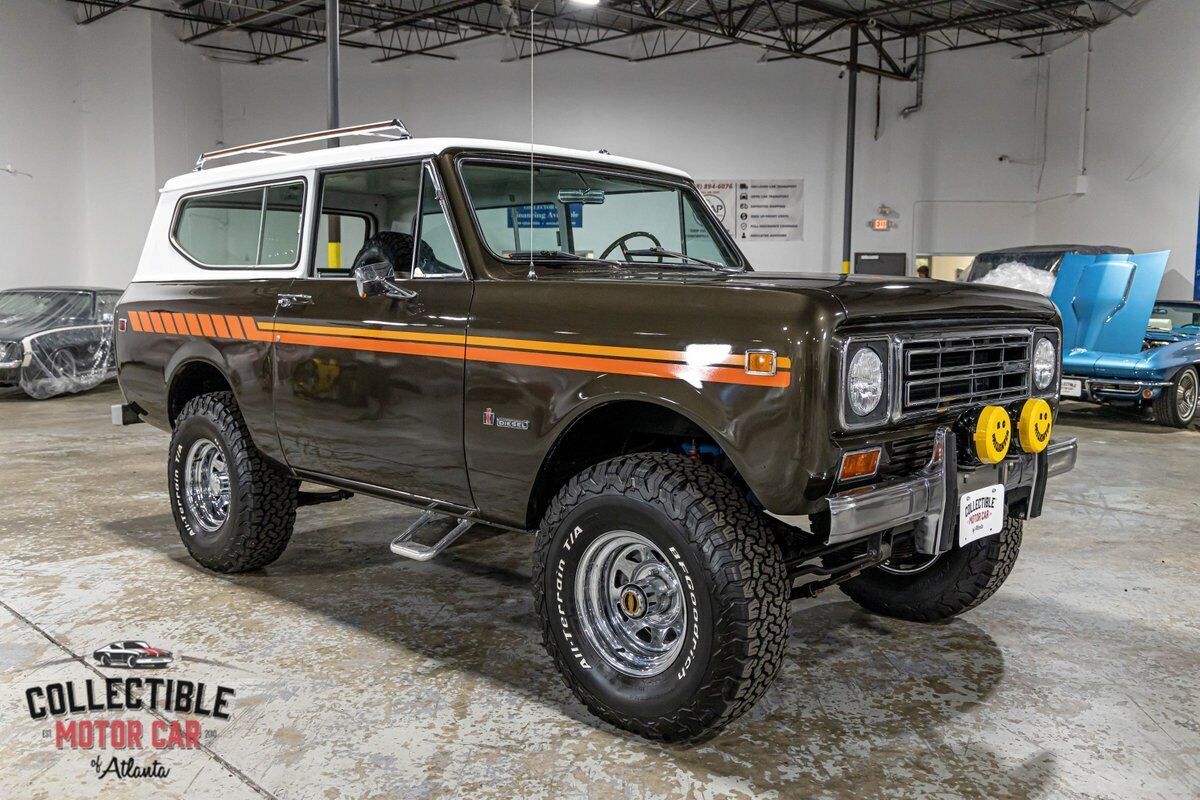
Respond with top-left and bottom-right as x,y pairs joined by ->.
173,181 -> 304,268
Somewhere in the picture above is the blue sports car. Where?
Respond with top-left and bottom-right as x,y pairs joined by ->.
964,248 -> 1197,428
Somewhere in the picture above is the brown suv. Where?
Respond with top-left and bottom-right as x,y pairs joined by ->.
113,122 -> 1076,743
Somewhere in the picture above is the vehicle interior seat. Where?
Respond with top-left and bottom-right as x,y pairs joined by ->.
351,232 -> 458,278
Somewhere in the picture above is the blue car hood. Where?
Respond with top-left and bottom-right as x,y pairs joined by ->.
1050,251 -> 1171,357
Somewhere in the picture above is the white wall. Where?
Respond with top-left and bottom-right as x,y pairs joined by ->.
0,0 -> 223,291
220,37 -> 1045,273
1035,0 -> 1200,299
2,1 -> 1192,294
0,0 -> 86,288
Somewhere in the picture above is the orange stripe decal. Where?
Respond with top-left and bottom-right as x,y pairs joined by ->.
274,331 -> 466,360
241,316 -> 274,342
136,311 -> 151,332
465,346 -> 789,388
137,311 -> 790,388
128,313 -> 143,332
225,315 -> 245,340
198,314 -> 217,338
259,320 -> 466,346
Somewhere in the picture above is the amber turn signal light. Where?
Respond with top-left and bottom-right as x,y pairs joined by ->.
744,350 -> 777,376
839,448 -> 881,481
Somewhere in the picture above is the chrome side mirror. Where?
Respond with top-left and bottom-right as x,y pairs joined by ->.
353,262 -> 416,300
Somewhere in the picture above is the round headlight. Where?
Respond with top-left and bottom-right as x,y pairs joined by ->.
1033,337 -> 1056,390
848,347 -> 884,416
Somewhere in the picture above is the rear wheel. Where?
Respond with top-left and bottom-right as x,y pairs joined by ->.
533,453 -> 790,743
840,517 -> 1023,622
1153,366 -> 1198,428
169,391 -> 298,573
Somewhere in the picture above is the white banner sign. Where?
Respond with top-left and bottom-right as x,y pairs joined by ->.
696,179 -> 804,242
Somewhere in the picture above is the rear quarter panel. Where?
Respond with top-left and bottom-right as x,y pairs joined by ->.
116,280 -> 290,462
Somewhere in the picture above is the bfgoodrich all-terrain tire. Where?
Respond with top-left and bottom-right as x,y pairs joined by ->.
1152,365 -> 1198,428
168,391 -> 298,573
533,453 -> 790,743
839,517 -> 1023,623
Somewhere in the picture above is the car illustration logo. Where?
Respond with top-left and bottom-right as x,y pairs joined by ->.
92,641 -> 174,669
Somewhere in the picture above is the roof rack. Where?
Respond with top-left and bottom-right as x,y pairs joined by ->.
194,119 -> 412,171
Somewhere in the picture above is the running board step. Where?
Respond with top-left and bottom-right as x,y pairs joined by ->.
389,505 -> 477,562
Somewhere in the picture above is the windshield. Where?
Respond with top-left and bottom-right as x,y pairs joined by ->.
0,291 -> 92,325
460,162 -> 741,269
963,252 -> 1062,296
1148,303 -> 1200,334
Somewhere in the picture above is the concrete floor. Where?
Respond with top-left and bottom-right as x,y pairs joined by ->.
1,384 -> 1198,800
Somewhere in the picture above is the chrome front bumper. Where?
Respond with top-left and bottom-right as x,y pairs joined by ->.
1063,374 -> 1170,400
823,430 -> 1077,553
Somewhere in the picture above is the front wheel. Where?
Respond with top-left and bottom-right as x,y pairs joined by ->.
840,517 -> 1023,622
1153,366 -> 1198,428
533,453 -> 790,743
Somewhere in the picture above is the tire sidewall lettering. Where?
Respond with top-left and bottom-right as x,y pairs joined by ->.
546,500 -> 714,715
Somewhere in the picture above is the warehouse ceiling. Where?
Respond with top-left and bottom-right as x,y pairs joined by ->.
68,0 -> 1150,74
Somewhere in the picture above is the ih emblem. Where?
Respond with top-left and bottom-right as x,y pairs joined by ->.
482,407 -> 530,431
619,585 -> 647,619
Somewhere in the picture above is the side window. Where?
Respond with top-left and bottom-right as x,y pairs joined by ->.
174,182 -> 304,268
315,163 -> 421,278
414,166 -> 465,277
260,184 -> 304,265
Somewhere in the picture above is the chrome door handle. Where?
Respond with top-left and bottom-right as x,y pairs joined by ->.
277,294 -> 313,309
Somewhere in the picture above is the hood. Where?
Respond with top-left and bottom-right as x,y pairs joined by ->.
538,268 -> 1058,328
678,271 -> 1059,328
1050,251 -> 1170,355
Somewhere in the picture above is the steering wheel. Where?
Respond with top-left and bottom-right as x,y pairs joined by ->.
600,231 -> 662,262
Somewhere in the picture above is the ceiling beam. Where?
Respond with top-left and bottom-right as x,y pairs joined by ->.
78,0 -> 139,24
183,0 -> 317,44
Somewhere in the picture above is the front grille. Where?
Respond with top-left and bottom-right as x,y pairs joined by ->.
900,332 -> 1031,415
883,435 -> 935,476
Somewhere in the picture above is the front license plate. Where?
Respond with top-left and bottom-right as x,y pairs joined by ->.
959,484 -> 1005,546
1060,378 -> 1083,398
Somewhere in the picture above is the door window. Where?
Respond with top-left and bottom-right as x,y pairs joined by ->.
315,213 -> 369,272
315,163 -> 422,277
414,166 -> 465,277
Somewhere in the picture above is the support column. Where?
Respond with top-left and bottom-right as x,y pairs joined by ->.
841,24 -> 858,275
326,0 -> 342,269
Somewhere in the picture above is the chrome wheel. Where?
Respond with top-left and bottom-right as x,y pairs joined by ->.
183,438 -> 230,533
574,531 -> 687,677
1177,369 -> 1197,421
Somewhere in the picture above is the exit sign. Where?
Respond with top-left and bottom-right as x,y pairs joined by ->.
870,218 -> 891,231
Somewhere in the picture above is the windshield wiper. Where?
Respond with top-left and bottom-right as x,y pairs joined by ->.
509,250 -> 623,267
622,248 -> 731,270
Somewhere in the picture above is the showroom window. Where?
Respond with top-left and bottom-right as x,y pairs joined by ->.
173,182 -> 304,268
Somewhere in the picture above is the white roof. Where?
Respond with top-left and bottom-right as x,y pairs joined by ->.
164,137 -> 691,193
